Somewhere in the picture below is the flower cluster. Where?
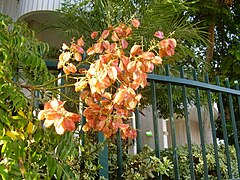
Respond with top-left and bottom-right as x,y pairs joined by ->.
41,19 -> 176,139
38,99 -> 81,135
57,38 -> 85,75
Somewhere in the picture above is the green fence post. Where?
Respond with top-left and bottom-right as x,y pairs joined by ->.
205,74 -> 222,179
226,79 -> 240,177
180,68 -> 195,180
193,69 -> 208,180
135,108 -> 142,153
150,80 -> 162,180
234,81 -> 240,177
34,90 -> 40,109
166,65 -> 179,180
216,76 -> 232,178
117,129 -> 123,180
98,132 -> 109,179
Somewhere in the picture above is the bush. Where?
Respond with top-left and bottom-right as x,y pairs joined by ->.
161,144 -> 238,179
108,144 -> 173,180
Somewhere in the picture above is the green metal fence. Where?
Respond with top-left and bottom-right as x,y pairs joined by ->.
46,61 -> 240,179
98,65 -> 240,179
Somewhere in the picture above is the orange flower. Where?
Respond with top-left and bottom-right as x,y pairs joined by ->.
100,30 -> 110,39
141,52 -> 155,60
77,37 -> 84,46
154,31 -> 164,39
75,80 -> 88,92
91,31 -> 98,39
121,39 -> 128,49
159,38 -> 177,57
132,19 -> 140,28
38,99 -> 81,135
63,63 -> 77,75
130,45 -> 142,58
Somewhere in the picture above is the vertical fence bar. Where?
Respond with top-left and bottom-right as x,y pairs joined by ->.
166,65 -> 179,180
34,91 -> 40,110
135,108 -> 142,153
151,80 -> 160,157
225,79 -> 240,176
205,74 -> 222,179
150,80 -> 162,180
180,68 -> 195,180
216,76 -> 232,178
98,132 -> 109,179
193,69 -> 208,180
235,81 -> 240,109
117,129 -> 123,180
234,81 -> 240,177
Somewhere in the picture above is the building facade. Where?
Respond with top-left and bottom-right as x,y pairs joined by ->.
0,0 -> 74,47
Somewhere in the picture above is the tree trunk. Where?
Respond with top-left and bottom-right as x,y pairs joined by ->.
206,21 -> 215,63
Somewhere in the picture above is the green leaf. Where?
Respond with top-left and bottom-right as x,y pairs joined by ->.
47,155 -> 57,177
0,165 -> 8,180
56,164 -> 63,179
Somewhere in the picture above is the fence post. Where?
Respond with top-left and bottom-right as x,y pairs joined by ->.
193,69 -> 209,180
226,79 -> 240,177
117,129 -> 123,180
166,65 -> 179,180
180,68 -> 195,180
216,76 -> 232,178
98,132 -> 109,179
150,80 -> 162,180
205,74 -> 222,179
135,108 -> 142,153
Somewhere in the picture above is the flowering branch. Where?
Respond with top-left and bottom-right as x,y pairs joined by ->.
39,19 -> 177,139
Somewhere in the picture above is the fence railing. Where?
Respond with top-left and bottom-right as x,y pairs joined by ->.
46,61 -> 240,179
96,65 -> 240,180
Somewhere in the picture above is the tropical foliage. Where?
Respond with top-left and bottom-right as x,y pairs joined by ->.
0,14 -> 79,179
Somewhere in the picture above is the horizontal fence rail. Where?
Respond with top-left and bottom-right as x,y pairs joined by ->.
148,74 -> 240,95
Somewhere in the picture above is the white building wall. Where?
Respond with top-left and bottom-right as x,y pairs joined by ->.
0,0 -> 75,21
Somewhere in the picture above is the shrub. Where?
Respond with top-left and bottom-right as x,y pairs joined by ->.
109,144 -> 173,179
161,144 -> 238,179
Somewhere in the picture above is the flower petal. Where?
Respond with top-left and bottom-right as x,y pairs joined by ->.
44,119 -> 55,128
91,31 -> 98,39
132,19 -> 140,28
55,124 -> 65,135
154,31 -> 164,39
